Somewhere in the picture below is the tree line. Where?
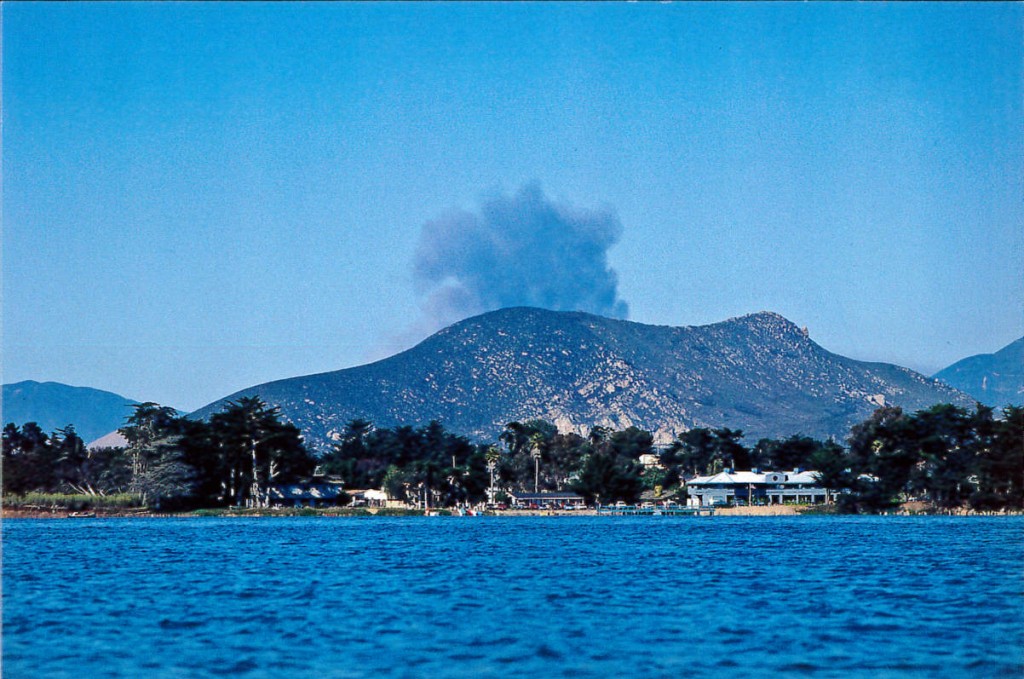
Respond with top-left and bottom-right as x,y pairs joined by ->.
3,397 -> 315,509
321,419 -> 654,508
3,400 -> 1022,512
812,404 -> 1023,512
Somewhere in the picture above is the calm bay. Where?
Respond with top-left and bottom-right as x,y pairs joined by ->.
3,516 -> 1022,678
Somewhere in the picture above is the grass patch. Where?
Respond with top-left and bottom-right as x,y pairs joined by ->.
374,507 -> 426,517
4,493 -> 144,511
190,508 -> 227,517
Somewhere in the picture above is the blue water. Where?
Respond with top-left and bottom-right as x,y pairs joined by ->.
3,516 -> 1022,678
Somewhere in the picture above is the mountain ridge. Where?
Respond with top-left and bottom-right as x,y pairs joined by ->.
190,307 -> 973,452
933,336 -> 1024,407
1,380 -> 141,443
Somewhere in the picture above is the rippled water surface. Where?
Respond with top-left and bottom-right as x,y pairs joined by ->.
4,516 -> 1022,678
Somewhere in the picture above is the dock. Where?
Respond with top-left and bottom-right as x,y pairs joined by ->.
596,505 -> 715,517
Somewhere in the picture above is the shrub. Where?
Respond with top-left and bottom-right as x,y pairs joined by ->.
5,493 -> 144,510
374,507 -> 425,517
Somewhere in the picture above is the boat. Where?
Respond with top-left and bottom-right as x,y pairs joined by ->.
68,511 -> 97,519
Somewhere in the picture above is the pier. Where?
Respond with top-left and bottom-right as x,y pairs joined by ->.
596,505 -> 715,517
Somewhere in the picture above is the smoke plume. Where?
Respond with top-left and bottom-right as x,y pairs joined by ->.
411,183 -> 629,335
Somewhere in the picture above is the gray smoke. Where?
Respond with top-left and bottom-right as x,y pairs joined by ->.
412,183 -> 629,334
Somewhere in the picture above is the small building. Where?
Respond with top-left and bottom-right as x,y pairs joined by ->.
638,453 -> 663,468
508,491 -> 586,508
686,469 -> 828,507
268,477 -> 346,508
347,488 -> 411,509
346,489 -> 393,508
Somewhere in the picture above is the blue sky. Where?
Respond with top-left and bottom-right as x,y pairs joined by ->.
4,3 -> 1022,412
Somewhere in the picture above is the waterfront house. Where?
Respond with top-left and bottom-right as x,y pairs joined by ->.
268,477 -> 346,508
686,469 -> 828,506
508,491 -> 586,508
345,489 -> 377,507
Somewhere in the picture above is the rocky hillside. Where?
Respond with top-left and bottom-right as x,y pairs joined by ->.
191,308 -> 973,453
1,380 -> 139,443
934,336 -> 1024,407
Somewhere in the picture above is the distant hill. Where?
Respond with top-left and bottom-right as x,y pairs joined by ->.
933,337 -> 1024,407
191,307 -> 973,453
1,381 -> 140,444
87,430 -> 130,450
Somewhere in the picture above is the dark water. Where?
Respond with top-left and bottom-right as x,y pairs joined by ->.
3,516 -> 1022,678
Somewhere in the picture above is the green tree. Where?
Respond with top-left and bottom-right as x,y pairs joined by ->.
846,406 -> 916,511
713,428 -> 751,470
120,403 -> 190,506
208,397 -> 313,507
530,431 -> 545,492
172,417 -> 221,507
972,405 -> 1024,510
52,425 -> 92,494
661,428 -> 715,478
381,464 -> 411,504
607,426 -> 654,461
134,446 -> 197,510
459,446 -> 493,504
485,445 -> 502,502
571,448 -> 643,505
753,435 -> 823,472
81,444 -> 133,495
545,432 -> 587,490
662,427 -> 750,477
499,421 -> 534,490
120,403 -> 181,486
2,422 -> 55,495
809,440 -> 851,505
321,418 -> 376,484
910,404 -> 976,507
500,421 -> 531,458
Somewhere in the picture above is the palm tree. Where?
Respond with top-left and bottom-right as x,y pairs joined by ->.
588,425 -> 610,448
530,432 -> 544,493
500,421 -> 529,457
485,446 -> 501,503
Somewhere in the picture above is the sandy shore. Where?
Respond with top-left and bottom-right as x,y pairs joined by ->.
3,508 -> 164,519
713,505 -> 804,516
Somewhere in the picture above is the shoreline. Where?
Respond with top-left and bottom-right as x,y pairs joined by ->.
3,504 -> 1020,519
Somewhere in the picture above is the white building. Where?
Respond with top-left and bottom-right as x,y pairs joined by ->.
686,469 -> 828,506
